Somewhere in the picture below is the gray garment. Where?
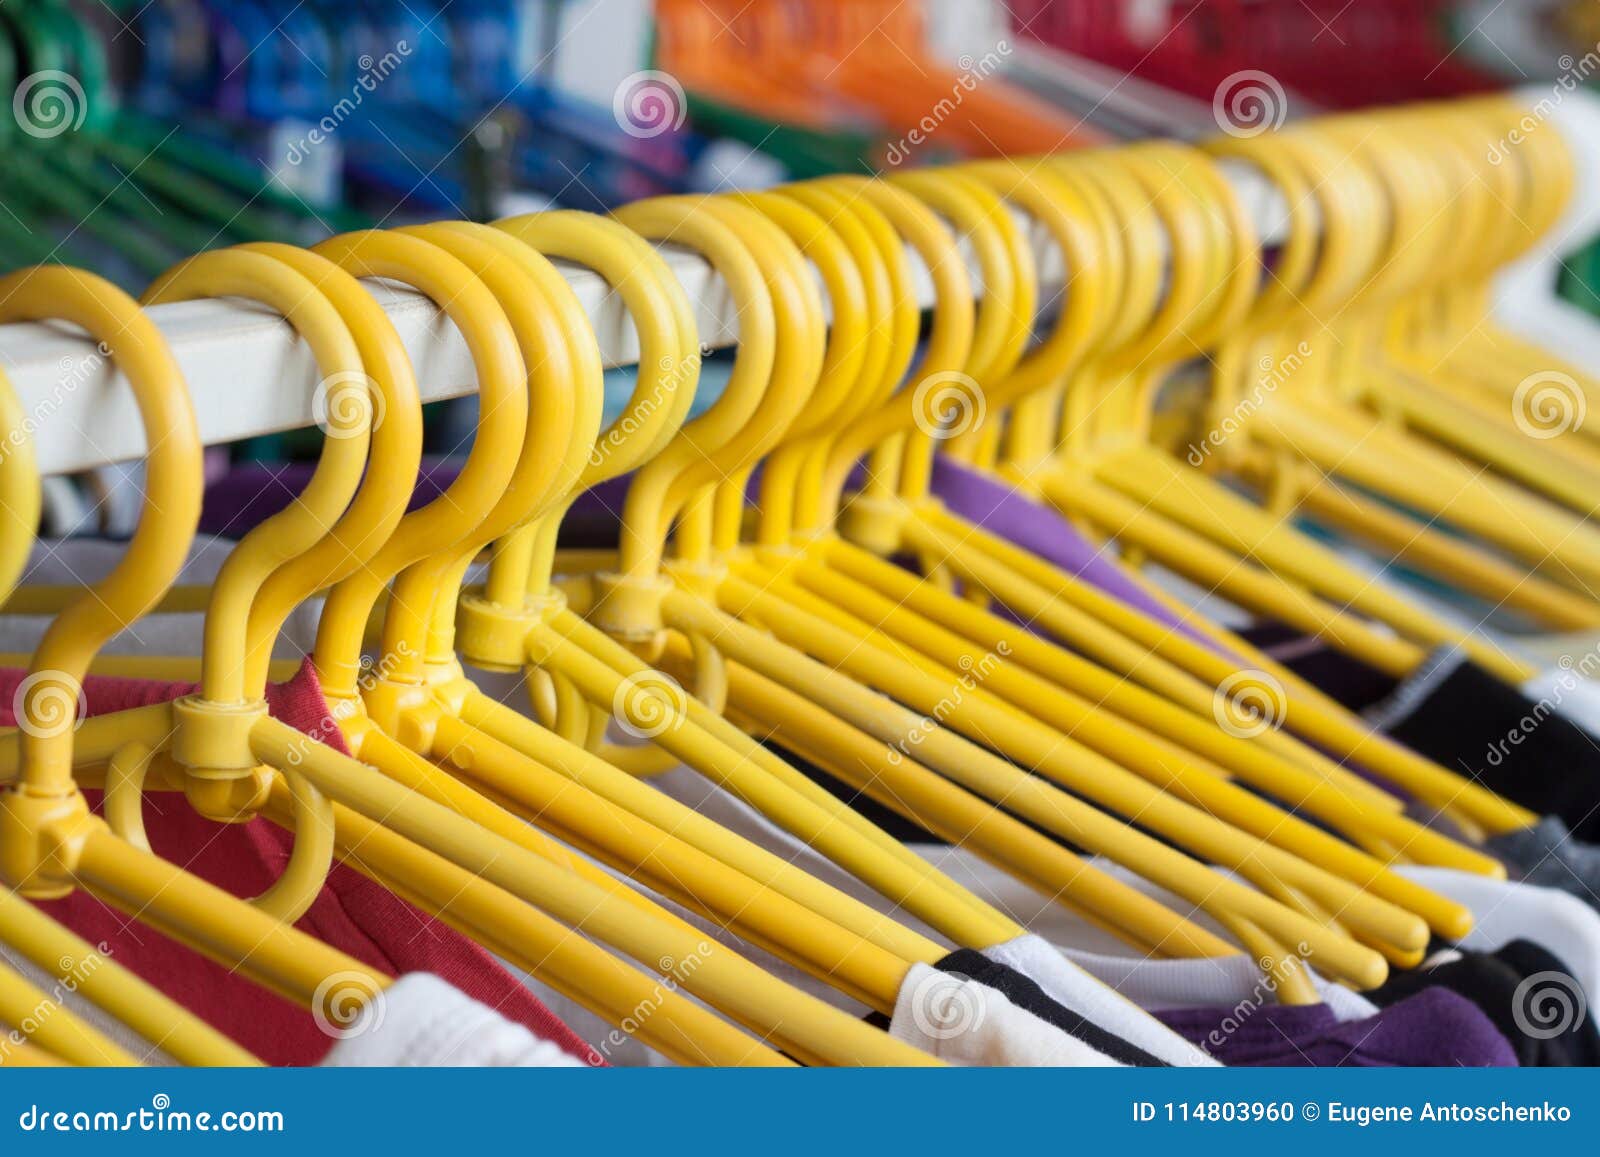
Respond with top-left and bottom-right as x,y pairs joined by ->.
1488,816 -> 1600,910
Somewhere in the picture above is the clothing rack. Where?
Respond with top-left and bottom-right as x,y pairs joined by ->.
3,85 -> 1597,477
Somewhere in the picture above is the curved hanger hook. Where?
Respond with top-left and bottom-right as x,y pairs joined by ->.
602,196 -> 780,583
479,211 -> 701,639
0,367 -> 42,602
806,176 -> 975,520
0,266 -> 202,796
886,168 -> 1035,498
389,221 -> 587,669
494,211 -> 699,488
671,198 -> 827,562
229,242 -> 425,698
307,230 -> 527,698
776,184 -> 922,538
141,250 -> 376,704
732,189 -> 877,549
954,160 -> 1114,474
397,217 -> 603,648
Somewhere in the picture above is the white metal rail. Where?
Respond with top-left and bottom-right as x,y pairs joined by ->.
1,87 -> 1593,476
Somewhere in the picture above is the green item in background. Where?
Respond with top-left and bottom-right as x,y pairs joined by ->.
683,92 -> 885,179
0,0 -> 372,287
1558,236 -> 1600,317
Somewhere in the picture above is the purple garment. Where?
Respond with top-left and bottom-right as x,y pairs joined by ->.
928,458 -> 1223,651
198,457 -> 463,538
1156,987 -> 1517,1067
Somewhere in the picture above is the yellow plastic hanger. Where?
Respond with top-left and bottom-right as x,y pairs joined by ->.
1362,104 -> 1600,504
625,183 -> 1244,965
0,250 -> 830,1068
707,164 -> 1446,979
137,235 -> 785,1067
473,194 -> 1265,975
863,148 -> 1535,841
0,357 -> 227,1068
269,217 -> 938,1066
1423,99 -> 1600,460
476,202 -> 1024,955
1060,143 -> 1539,681
0,265 -> 371,1064
825,163 -> 1484,889
1207,114 -> 1600,628
1223,113 -> 1600,593
342,218 -> 937,1036
518,176 -> 1407,990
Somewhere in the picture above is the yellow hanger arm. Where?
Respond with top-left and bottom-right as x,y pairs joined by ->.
663,581 -> 1390,990
245,714 -> 938,1067
696,647 -> 1238,960
259,784 -> 792,1068
723,562 -> 1430,963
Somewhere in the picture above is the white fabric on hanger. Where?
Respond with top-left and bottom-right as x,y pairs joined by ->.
1395,866 -> 1600,1001
466,752 -> 1210,1067
0,944 -> 178,1066
984,935 -> 1219,1065
1058,946 -> 1378,1023
320,973 -> 588,1068
1520,665 -> 1600,740
888,963 -> 1123,1067
912,846 -> 1378,1022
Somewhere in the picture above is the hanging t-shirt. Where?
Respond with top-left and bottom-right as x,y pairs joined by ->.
1157,987 -> 1517,1067
1366,648 -> 1600,840
934,948 -> 1167,1066
321,973 -> 589,1067
1058,945 -> 1379,1024
1488,815 -> 1600,913
982,935 -> 1219,1066
1367,940 -> 1600,1066
1395,866 -> 1600,1007
887,962 -> 1123,1067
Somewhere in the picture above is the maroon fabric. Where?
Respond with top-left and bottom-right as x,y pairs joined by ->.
6,660 -> 602,1066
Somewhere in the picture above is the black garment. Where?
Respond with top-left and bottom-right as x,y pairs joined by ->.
1238,623 -> 1399,712
934,949 -> 1168,1068
1369,649 -> 1600,843
1368,940 -> 1600,1066
758,739 -> 948,845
